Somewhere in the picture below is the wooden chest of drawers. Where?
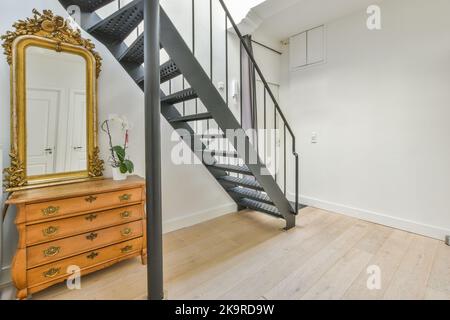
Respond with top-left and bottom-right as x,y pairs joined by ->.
6,176 -> 146,299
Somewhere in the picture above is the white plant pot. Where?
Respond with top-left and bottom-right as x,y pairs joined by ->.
112,167 -> 127,181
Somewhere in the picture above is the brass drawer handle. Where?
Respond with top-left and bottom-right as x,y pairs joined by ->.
119,194 -> 132,201
86,232 -> 98,241
121,228 -> 132,236
41,206 -> 59,216
85,214 -> 98,222
85,195 -> 98,203
43,267 -> 61,278
87,252 -> 99,260
42,226 -> 59,237
120,211 -> 132,219
121,245 -> 133,253
43,246 -> 60,257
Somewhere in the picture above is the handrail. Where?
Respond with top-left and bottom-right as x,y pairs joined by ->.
218,0 -> 299,212
218,0 -> 297,155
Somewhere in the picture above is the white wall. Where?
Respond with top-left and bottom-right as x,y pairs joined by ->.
279,0 -> 450,239
0,0 -> 236,286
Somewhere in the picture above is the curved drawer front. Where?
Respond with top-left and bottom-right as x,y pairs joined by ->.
27,237 -> 143,287
27,220 -> 143,268
26,204 -> 143,245
25,188 -> 143,223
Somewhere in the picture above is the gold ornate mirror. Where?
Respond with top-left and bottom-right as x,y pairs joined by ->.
1,9 -> 104,191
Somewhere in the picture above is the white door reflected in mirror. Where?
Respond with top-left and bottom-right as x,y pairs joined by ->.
26,46 -> 87,176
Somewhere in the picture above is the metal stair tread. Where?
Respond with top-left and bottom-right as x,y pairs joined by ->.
197,150 -> 238,158
88,0 -> 144,43
161,88 -> 198,105
160,60 -> 181,83
118,33 -> 144,64
228,187 -> 273,205
239,198 -> 282,218
208,163 -> 251,175
217,176 -> 263,191
168,112 -> 212,123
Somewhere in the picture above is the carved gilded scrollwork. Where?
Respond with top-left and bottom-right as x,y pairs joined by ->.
3,151 -> 26,189
1,9 -> 102,76
89,147 -> 105,178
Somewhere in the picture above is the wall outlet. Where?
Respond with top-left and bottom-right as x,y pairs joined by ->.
311,132 -> 318,144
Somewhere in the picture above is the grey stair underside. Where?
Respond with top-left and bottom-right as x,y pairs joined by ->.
161,88 -> 197,105
160,60 -> 181,83
217,176 -> 263,191
168,112 -> 212,123
228,187 -> 273,205
118,33 -> 143,64
60,0 -> 114,12
88,0 -> 144,43
208,163 -> 251,175
239,198 -> 282,218
198,150 -> 238,158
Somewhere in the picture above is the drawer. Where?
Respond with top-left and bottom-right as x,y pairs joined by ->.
27,220 -> 143,268
25,188 -> 143,223
26,204 -> 143,245
27,237 -> 143,287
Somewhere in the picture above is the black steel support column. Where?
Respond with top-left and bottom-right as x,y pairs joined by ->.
144,0 -> 163,300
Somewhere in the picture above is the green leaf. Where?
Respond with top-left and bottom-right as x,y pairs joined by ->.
124,160 -> 134,174
112,146 -> 125,162
119,162 -> 128,174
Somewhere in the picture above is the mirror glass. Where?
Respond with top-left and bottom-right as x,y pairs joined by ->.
25,46 -> 87,176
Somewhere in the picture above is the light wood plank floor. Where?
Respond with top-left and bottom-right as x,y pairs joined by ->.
32,207 -> 450,300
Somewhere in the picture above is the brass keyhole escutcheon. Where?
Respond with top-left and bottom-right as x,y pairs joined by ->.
43,267 -> 61,278
85,195 -> 98,203
121,245 -> 133,253
121,228 -> 132,236
43,246 -> 60,257
86,232 -> 98,241
43,226 -> 59,237
119,194 -> 131,201
42,206 -> 59,216
120,211 -> 131,219
85,213 -> 98,222
87,252 -> 99,260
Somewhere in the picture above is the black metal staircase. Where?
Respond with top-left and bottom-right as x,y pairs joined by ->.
59,0 -> 303,230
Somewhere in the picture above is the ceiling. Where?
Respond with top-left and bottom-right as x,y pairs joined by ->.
247,0 -> 383,40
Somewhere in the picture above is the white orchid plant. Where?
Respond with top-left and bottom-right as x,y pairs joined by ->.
101,114 -> 134,174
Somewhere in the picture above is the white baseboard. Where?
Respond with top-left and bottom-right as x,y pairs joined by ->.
300,195 -> 449,241
163,202 -> 237,234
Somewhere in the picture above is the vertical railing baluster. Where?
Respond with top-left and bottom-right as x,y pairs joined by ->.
225,17 -> 228,107
207,0 -> 213,134
239,43 -> 243,126
284,124 -> 287,196
264,88 -> 266,165
274,108 -> 277,182
253,65 -> 258,157
182,76 -> 185,116
192,0 -> 198,132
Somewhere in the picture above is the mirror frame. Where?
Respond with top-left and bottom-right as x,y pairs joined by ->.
1,9 -> 104,191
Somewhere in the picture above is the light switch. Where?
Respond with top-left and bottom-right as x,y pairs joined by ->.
311,132 -> 318,144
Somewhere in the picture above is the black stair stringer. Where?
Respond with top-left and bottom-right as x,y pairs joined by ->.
159,8 -> 295,229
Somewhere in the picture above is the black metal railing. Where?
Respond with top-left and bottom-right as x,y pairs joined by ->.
156,0 -> 299,212
217,0 -> 299,212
